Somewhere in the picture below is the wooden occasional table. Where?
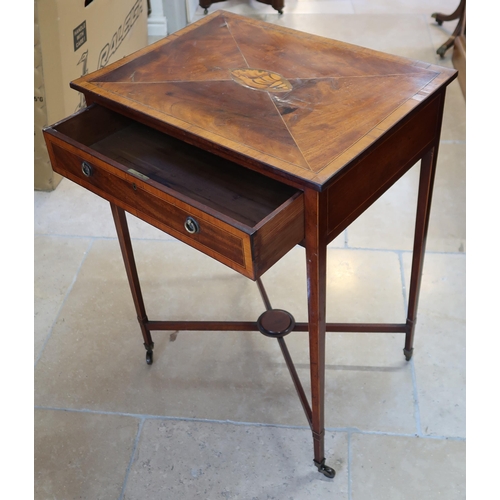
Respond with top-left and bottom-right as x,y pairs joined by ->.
43,12 -> 457,478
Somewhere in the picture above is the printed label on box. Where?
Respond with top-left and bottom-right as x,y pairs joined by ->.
73,20 -> 87,51
97,0 -> 143,68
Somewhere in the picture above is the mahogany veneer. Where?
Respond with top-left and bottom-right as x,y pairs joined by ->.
45,105 -> 304,280
43,11 -> 457,477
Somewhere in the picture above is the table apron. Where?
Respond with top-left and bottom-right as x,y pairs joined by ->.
325,92 -> 444,242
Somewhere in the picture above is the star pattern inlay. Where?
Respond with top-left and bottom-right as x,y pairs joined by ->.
82,12 -> 440,177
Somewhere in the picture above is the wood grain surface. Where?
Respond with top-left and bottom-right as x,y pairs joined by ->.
71,11 -> 456,189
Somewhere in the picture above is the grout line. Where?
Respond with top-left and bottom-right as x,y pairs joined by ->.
397,250 -> 408,311
398,250 -> 423,437
33,405 -> 465,441
34,233 -> 95,241
34,232 -> 466,257
35,232 -> 178,243
34,238 -> 95,368
35,231 -> 466,256
34,405 -> 310,431
339,427 -> 465,442
347,430 -> 352,500
118,417 -> 145,500
337,246 -> 465,256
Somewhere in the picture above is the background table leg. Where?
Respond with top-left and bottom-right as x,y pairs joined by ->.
432,0 -> 466,58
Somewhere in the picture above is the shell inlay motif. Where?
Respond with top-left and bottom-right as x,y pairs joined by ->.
230,69 -> 292,92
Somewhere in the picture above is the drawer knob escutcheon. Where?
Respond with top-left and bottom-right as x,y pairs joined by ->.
184,216 -> 200,234
81,161 -> 93,177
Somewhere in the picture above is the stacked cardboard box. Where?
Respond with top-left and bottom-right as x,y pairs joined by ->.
35,0 -> 148,190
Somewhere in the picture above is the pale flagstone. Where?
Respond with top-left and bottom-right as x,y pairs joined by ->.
351,433 -> 465,499
350,0 -> 459,15
403,252 -> 466,438
267,11 -> 438,62
35,240 -> 414,434
34,177 -> 174,240
440,79 -> 466,142
122,420 -> 348,500
34,409 -> 139,499
34,235 -> 91,361
347,142 -> 465,253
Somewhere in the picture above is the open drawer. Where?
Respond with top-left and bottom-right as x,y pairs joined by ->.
43,105 -> 304,280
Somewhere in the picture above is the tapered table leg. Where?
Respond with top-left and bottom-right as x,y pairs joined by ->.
404,146 -> 440,361
110,203 -> 155,364
304,189 -> 335,478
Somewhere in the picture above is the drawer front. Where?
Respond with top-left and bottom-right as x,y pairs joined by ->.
47,138 -> 252,276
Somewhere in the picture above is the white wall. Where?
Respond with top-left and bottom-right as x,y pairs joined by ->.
148,0 -> 197,36
148,0 -> 168,36
185,0 -> 199,23
163,0 -> 189,33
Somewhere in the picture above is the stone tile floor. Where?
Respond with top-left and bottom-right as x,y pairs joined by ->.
34,1 -> 466,498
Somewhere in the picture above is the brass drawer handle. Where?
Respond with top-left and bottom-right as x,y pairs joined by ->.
184,216 -> 200,234
81,161 -> 93,177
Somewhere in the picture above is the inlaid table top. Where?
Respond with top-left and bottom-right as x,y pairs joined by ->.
71,11 -> 456,189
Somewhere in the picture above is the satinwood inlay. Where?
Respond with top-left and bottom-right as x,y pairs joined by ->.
230,69 -> 293,92
71,11 -> 457,188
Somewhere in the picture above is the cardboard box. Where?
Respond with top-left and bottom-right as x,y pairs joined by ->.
35,0 -> 148,190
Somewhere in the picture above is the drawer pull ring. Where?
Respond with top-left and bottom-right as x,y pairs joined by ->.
81,161 -> 93,177
184,216 -> 200,234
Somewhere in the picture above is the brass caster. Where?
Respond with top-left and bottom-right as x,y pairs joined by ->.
403,347 -> 413,361
314,458 -> 336,479
144,342 -> 155,365
437,45 -> 448,58
431,13 -> 443,26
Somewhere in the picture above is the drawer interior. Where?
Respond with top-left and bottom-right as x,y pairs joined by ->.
53,105 -> 301,228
